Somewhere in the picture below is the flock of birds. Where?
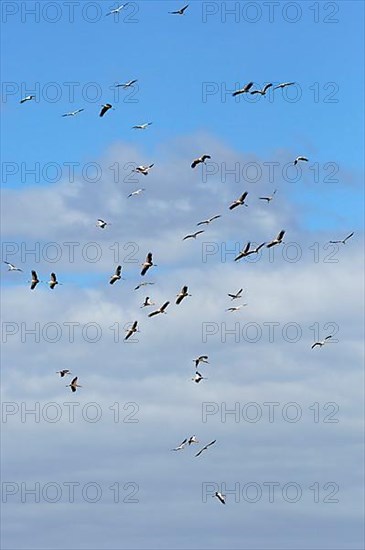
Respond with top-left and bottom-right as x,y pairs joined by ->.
6,3 -> 356,507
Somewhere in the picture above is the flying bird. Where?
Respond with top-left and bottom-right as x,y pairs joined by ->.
195,439 -> 216,457
228,288 -> 244,300
3,261 -> 23,272
250,83 -> 273,96
311,335 -> 333,349
232,82 -> 253,96
274,82 -> 296,90
96,219 -> 110,229
171,439 -> 188,451
259,189 -> 277,203
235,242 -> 266,261
141,252 -> 156,276
266,230 -> 285,248
188,435 -> 199,445
141,297 -> 155,308
176,285 -> 191,305
106,3 -> 129,15
226,304 -> 247,312
20,95 -> 35,103
67,376 -> 82,393
194,356 -> 209,368
128,188 -> 145,198
191,371 -> 207,384
56,370 -> 72,377
62,109 -> 84,117
99,103 -> 113,117
197,215 -> 221,226
115,79 -> 138,88
29,270 -> 40,290
229,191 -> 248,210
329,232 -> 354,245
293,156 -> 308,166
169,4 -> 189,15
183,230 -> 205,241
125,321 -> 139,341
191,154 -> 211,169
132,164 -> 154,176
48,272 -> 60,290
148,301 -> 170,318
213,492 -> 226,505
109,265 -> 123,285
132,122 -> 152,130
134,282 -> 155,291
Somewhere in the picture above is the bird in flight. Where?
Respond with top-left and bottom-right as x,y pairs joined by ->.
62,109 -> 84,117
56,370 -> 72,377
229,191 -> 248,210
125,321 -> 139,341
192,371 -> 207,384
132,122 -> 152,130
259,189 -> 277,203
132,164 -> 154,176
115,79 -> 138,88
29,270 -> 40,290
235,242 -> 266,261
195,439 -> 216,457
197,215 -> 221,226
106,3 -> 129,15
3,261 -> 23,272
96,219 -> 110,229
250,83 -> 273,96
194,355 -> 209,368
191,154 -> 211,169
232,82 -> 253,96
67,376 -> 82,393
329,232 -> 354,245
128,188 -> 145,198
134,282 -> 155,291
266,230 -> 285,248
293,156 -> 308,166
99,103 -> 113,117
274,82 -> 296,90
169,4 -> 189,15
48,272 -> 60,290
226,304 -> 247,312
176,285 -> 191,305
20,95 -> 35,104
213,492 -> 226,505
141,297 -> 155,308
188,435 -> 199,445
311,335 -> 333,349
228,288 -> 244,300
148,301 -> 170,318
183,230 -> 205,241
171,439 -> 188,451
141,252 -> 156,276
109,265 -> 123,285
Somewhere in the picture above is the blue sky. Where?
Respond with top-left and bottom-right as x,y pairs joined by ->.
1,2 -> 364,550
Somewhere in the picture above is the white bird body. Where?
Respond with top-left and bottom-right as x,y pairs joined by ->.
141,297 -> 155,308
132,122 -> 152,130
62,109 -> 84,117
67,377 -> 82,392
56,369 -> 72,377
194,355 -> 209,368
96,219 -> 110,229
213,491 -> 226,505
226,304 -> 248,312
106,3 -> 129,15
148,301 -> 170,318
229,191 -> 248,210
176,285 -> 191,305
125,321 -> 139,341
128,188 -> 145,198
266,230 -> 285,248
192,371 -> 207,383
133,164 -> 154,176
109,265 -> 123,285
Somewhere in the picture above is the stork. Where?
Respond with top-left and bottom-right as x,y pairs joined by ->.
229,191 -> 248,210
235,242 -> 265,261
226,304 -> 248,312
197,215 -> 221,226
99,103 -> 113,117
250,83 -> 273,96
148,301 -> 170,318
191,154 -> 211,169
329,232 -> 354,245
109,265 -> 123,285
169,4 -> 189,15
115,79 -> 138,88
232,82 -> 253,96
311,335 -> 333,349
66,377 -> 82,392
56,370 -> 72,377
293,156 -> 308,166
140,297 -> 155,308
128,188 -> 145,198
213,492 -> 226,505
3,261 -> 23,272
106,3 -> 129,16
176,285 -> 191,305
183,230 -> 205,241
20,95 -> 35,103
228,288 -> 244,300
29,270 -> 40,290
132,164 -> 154,176
62,109 -> 84,117
125,321 -> 139,341
192,371 -> 207,384
266,230 -> 285,248
171,439 -> 188,451
48,272 -> 60,290
141,252 -> 156,276
195,439 -> 216,457
259,189 -> 277,203
274,82 -> 296,90
132,122 -> 152,130
96,219 -> 110,229
194,356 -> 209,368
